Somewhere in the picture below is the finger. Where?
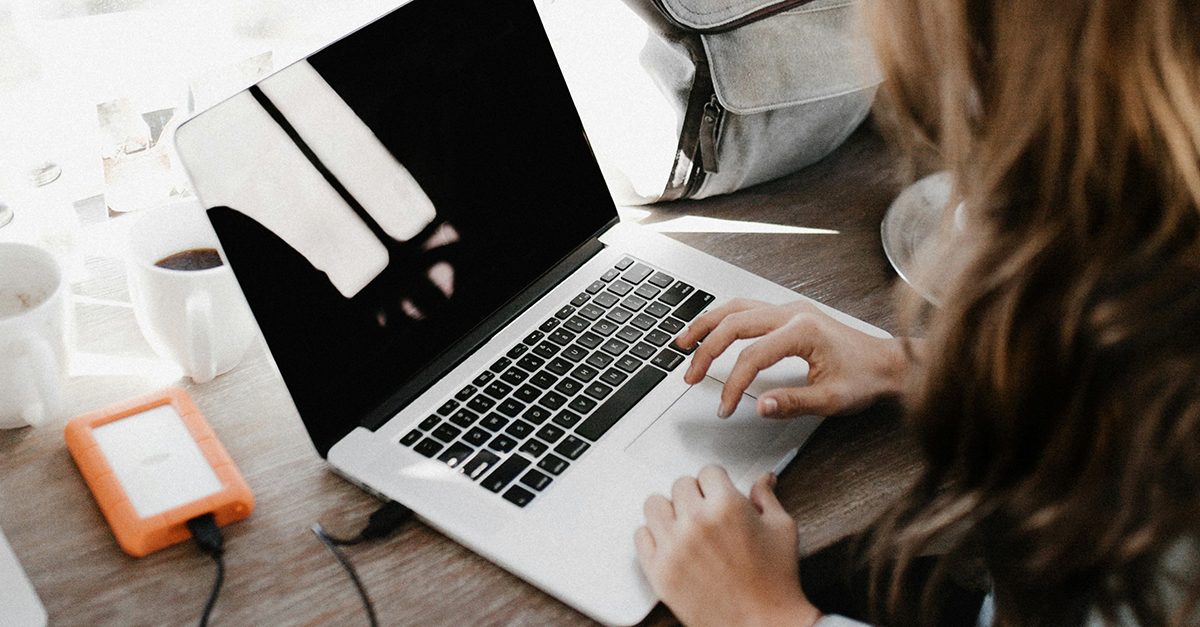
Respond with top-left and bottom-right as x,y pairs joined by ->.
720,317 -> 821,414
676,298 -> 765,349
758,385 -> 842,418
643,494 -> 676,538
633,526 -> 656,573
686,309 -> 793,386
748,472 -> 784,516
695,465 -> 737,501
671,475 -> 703,515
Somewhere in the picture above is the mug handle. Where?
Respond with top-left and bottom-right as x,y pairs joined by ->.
16,332 -> 62,427
186,290 -> 218,384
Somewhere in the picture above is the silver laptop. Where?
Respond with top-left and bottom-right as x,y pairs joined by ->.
173,0 -> 888,623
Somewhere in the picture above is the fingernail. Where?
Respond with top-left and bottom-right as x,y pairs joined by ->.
759,397 -> 778,417
717,403 -> 732,419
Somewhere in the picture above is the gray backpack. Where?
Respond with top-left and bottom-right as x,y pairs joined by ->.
621,0 -> 881,200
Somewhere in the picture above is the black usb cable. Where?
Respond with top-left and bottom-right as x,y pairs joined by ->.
186,514 -> 225,627
312,501 -> 415,627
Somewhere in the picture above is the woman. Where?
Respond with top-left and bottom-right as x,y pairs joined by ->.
634,0 -> 1200,625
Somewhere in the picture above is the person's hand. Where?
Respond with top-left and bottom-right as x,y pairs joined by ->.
676,299 -> 913,419
635,467 -> 822,627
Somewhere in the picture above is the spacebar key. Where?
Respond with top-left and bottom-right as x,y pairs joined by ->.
576,366 -> 667,442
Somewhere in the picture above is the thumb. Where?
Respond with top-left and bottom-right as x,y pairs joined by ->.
758,386 -> 836,418
749,472 -> 784,516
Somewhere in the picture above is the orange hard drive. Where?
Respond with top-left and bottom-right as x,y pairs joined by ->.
64,387 -> 254,557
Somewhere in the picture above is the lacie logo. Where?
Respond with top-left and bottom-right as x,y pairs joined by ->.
140,452 -> 171,467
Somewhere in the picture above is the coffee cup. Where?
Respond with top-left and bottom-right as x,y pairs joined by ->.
126,203 -> 255,384
0,243 -> 69,429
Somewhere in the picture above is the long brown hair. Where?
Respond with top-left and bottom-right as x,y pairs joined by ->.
861,0 -> 1200,624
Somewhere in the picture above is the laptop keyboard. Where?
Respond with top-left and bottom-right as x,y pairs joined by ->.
398,256 -> 714,507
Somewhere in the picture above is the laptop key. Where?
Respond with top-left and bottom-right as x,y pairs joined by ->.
519,438 -> 549,458
502,486 -> 536,508
593,291 -> 619,308
462,450 -> 501,480
433,423 -> 463,442
586,352 -> 614,369
489,357 -> 512,373
630,341 -> 658,360
484,381 -> 513,398
456,386 -> 477,401
467,396 -> 495,413
592,319 -> 619,336
608,280 -> 634,297
648,271 -> 675,288
635,283 -> 661,300
539,390 -> 568,410
555,305 -> 576,319
505,419 -> 536,439
600,368 -> 628,387
616,326 -> 642,343
536,424 -> 566,443
571,364 -> 599,382
616,356 -> 642,373
562,345 -> 588,362
464,427 -> 491,446
672,290 -> 715,322
438,441 -> 475,468
623,263 -> 654,284
473,371 -> 495,386
579,304 -> 604,320
523,330 -> 545,345
546,357 -> 573,375
630,313 -> 658,331
506,344 -> 528,359
481,413 -> 510,431
600,268 -> 621,282
568,396 -> 597,414
644,302 -> 671,319
615,257 -> 634,270
584,382 -> 613,400
621,295 -> 647,311
563,316 -> 589,333
497,399 -> 525,417
659,281 -> 694,306
651,349 -> 687,371
644,329 -> 672,346
555,435 -> 591,460
586,280 -> 605,294
530,371 -> 558,389
449,409 -> 479,428
532,341 -> 560,359
669,339 -> 698,355
552,409 -> 582,429
488,433 -> 519,453
606,307 -> 634,324
523,405 -> 552,424
570,292 -> 590,307
414,438 -> 444,458
419,415 -> 440,430
576,366 -> 668,442
548,329 -> 576,346
520,470 -> 553,491
539,318 -> 560,332
577,331 -> 603,349
538,454 -> 570,475
516,354 -> 545,372
482,453 -> 532,492
500,368 -> 528,386
437,399 -> 459,415
514,384 -> 541,403
658,317 -> 685,334
400,429 -> 422,446
554,377 -> 583,396
601,339 -> 629,356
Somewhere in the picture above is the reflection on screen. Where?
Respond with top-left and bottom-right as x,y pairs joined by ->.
181,0 -> 618,455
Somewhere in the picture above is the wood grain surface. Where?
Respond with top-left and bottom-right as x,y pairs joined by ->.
0,123 -> 922,627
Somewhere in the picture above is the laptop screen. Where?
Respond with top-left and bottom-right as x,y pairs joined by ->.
178,0 -> 618,456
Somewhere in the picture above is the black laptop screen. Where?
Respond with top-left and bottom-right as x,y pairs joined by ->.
191,0 -> 618,456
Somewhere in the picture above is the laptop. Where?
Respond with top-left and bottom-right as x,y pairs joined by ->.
173,0 -> 889,623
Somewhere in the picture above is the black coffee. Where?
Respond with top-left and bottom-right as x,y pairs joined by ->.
155,248 -> 224,271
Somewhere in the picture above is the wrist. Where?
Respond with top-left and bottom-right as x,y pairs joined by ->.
750,597 -> 822,627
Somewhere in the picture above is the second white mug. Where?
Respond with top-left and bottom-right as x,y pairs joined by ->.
126,202 -> 255,384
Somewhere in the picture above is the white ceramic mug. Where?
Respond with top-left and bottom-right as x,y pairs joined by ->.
126,203 -> 255,384
0,243 -> 69,429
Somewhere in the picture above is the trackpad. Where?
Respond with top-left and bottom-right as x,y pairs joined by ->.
624,377 -> 820,491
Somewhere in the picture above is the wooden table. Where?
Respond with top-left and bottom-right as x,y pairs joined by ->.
0,123 -> 922,627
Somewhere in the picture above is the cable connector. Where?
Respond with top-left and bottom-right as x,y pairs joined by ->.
186,513 -> 225,627
311,500 -> 414,627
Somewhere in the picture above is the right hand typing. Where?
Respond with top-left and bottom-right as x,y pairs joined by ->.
675,299 -> 913,419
